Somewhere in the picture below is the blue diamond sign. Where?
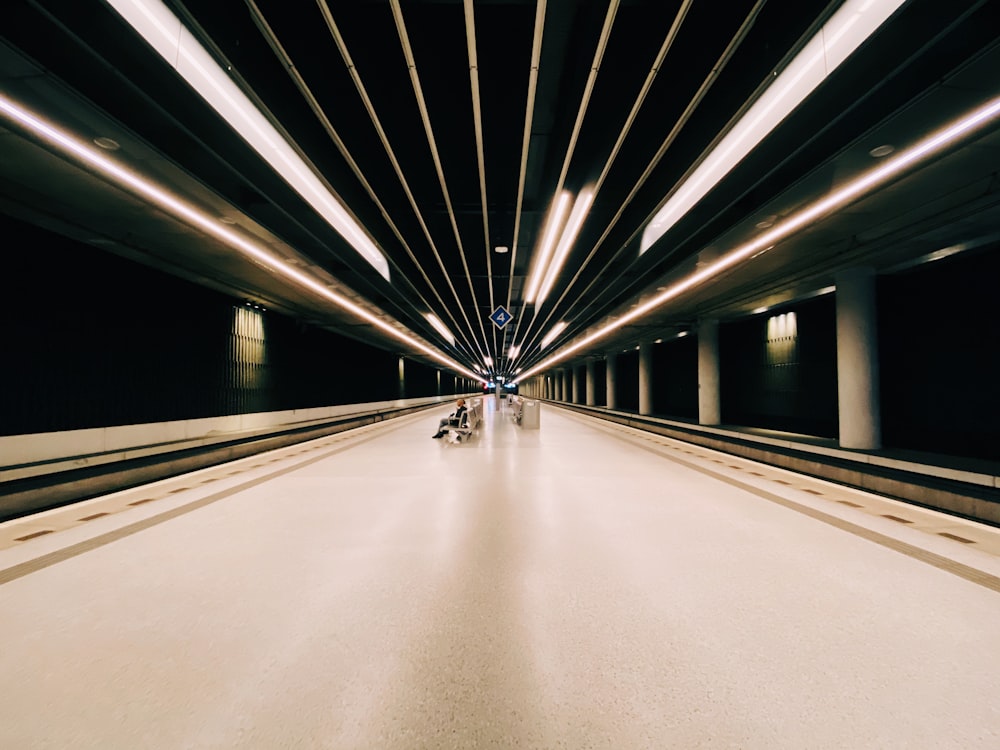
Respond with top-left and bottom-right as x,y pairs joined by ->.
489,306 -> 513,329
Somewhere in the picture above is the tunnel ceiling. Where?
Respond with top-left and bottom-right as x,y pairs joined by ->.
1,0 -> 999,379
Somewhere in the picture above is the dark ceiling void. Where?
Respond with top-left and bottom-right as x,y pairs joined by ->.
0,0 -> 998,381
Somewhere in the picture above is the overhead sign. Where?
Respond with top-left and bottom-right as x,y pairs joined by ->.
489,306 -> 513,329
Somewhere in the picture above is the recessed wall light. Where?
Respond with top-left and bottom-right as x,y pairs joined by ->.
494,245 -> 509,254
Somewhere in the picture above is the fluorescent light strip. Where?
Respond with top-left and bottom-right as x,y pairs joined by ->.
104,0 -> 390,280
516,93 -> 1000,382
524,191 -> 571,303
507,344 -> 520,360
0,94 -> 482,381
640,0 -> 908,255
536,189 -> 594,304
540,322 -> 567,349
425,313 -> 456,346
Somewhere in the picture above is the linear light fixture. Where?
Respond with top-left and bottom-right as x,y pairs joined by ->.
0,93 -> 483,382
104,0 -> 390,280
524,192 -> 572,303
640,0 -> 908,255
536,188 -> 594,304
515,93 -> 1000,382
484,356 -> 493,366
507,344 -> 520,360
425,313 -> 455,346
540,321 -> 567,349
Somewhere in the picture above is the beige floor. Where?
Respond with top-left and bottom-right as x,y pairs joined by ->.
2,397 -> 999,749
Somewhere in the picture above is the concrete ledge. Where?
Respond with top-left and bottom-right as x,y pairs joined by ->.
0,396 -> 474,522
549,401 -> 1000,527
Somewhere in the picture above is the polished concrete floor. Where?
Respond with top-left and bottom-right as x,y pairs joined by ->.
2,397 -> 999,749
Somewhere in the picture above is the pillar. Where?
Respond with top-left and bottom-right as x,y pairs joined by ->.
586,360 -> 596,406
836,267 -> 881,449
564,369 -> 573,403
606,353 -> 618,410
698,319 -> 721,425
638,342 -> 653,416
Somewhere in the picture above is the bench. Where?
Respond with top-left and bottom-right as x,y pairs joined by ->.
446,400 -> 482,444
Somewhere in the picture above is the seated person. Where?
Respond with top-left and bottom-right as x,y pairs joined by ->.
432,398 -> 468,439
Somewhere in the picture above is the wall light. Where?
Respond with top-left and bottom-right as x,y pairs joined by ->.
0,93 -> 484,382
104,0 -> 390,280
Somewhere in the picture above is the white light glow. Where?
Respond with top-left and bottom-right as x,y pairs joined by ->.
640,0 -> 908,255
104,0 -> 390,280
524,192 -> 571,303
484,357 -> 493,366
536,189 -> 594,304
515,93 -> 1000,383
0,93 -> 483,382
425,313 -> 456,346
507,345 -> 520,359
540,321 -> 567,349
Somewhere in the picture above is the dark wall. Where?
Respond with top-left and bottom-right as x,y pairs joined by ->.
879,246 -> 1000,460
615,350 -> 640,412
720,295 -> 838,437
593,360 -> 607,406
652,336 -> 698,419
404,358 -> 442,398
1,214 -> 409,436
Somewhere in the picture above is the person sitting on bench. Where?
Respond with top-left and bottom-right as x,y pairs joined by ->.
432,398 -> 467,439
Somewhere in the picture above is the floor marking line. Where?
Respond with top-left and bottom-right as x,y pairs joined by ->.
561,409 -> 1000,595
0,419 -> 412,586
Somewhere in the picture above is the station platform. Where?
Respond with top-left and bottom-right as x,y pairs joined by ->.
2,397 -> 999,748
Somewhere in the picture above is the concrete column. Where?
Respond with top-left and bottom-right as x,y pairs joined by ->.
398,357 -> 406,399
698,319 -> 721,425
564,369 -> 573,403
586,360 -> 596,406
554,371 -> 562,401
571,367 -> 580,404
606,353 -> 618,410
836,267 -> 882,449
638,342 -> 653,415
